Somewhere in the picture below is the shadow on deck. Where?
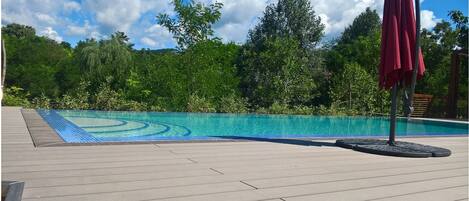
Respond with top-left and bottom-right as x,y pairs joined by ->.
212,136 -> 337,147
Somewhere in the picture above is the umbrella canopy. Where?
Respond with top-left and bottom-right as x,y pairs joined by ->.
379,0 -> 425,89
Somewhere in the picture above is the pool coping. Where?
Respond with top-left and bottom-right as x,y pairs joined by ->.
21,108 -> 468,147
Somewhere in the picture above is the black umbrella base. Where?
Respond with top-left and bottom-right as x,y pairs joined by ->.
335,139 -> 451,158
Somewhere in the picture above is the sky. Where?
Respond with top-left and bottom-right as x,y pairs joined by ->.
1,0 -> 467,50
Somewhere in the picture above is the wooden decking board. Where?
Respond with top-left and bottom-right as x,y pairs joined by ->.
19,163 -> 467,199
5,157 -> 467,189
367,185 -> 468,201
2,107 -> 468,201
5,156 -> 466,184
17,159 -> 467,189
282,176 -> 468,201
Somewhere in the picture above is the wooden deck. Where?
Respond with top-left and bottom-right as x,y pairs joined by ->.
2,106 -> 468,201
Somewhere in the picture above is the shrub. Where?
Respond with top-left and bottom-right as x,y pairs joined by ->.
255,107 -> 270,114
268,101 -> 291,114
31,94 -> 51,109
218,94 -> 249,113
117,100 -> 148,111
187,94 -> 216,113
315,105 -> 348,116
330,62 -> 389,115
291,105 -> 315,115
149,104 -> 167,112
2,86 -> 31,107
93,78 -> 121,110
56,81 -> 90,110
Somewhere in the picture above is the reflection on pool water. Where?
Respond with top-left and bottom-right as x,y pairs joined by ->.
37,109 -> 469,143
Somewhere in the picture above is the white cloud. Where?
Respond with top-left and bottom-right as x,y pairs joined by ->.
141,37 -> 157,47
212,0 -> 268,43
145,24 -> 172,38
83,0 -> 171,34
1,0 -> 441,49
35,13 -> 56,25
201,0 -> 384,43
65,20 -> 101,39
421,10 -> 440,30
39,27 -> 63,42
1,0 -> 77,40
310,0 -> 384,35
63,1 -> 81,12
138,24 -> 175,49
66,24 -> 87,36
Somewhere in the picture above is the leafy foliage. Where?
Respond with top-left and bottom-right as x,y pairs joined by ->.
2,23 -> 35,38
186,93 -> 216,113
77,34 -> 132,89
218,94 -> 249,113
417,11 -> 468,118
240,37 -> 318,107
31,94 -> 51,109
248,0 -> 324,50
56,81 -> 90,110
330,63 -> 389,115
1,7 -> 466,119
2,86 -> 30,107
339,8 -> 381,44
157,0 -> 223,49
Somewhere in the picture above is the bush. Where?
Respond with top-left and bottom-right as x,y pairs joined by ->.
256,101 -> 291,114
2,86 -> 31,107
31,94 -> 51,109
218,94 -> 249,113
255,107 -> 270,114
315,105 -> 348,116
56,81 -> 90,110
93,78 -> 122,110
117,100 -> 148,111
187,94 -> 216,113
291,105 -> 315,115
149,104 -> 167,112
268,101 -> 291,114
330,62 -> 389,115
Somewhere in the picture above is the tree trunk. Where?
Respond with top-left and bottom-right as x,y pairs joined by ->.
1,39 -> 6,100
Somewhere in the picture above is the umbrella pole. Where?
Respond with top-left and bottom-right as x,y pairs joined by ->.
388,83 -> 398,146
406,0 -> 421,117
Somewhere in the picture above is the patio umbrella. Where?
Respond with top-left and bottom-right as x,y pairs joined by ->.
335,0 -> 451,157
379,0 -> 425,145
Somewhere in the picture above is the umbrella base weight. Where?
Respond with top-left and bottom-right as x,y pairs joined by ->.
336,139 -> 451,158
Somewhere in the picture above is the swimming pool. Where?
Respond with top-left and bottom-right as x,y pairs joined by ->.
37,109 -> 468,143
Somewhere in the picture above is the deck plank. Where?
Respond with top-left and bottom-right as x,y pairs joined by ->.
2,106 -> 468,201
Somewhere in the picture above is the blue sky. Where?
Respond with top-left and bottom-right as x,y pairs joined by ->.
2,0 -> 467,50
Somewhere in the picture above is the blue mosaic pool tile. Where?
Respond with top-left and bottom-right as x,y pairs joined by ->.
37,109 -> 102,143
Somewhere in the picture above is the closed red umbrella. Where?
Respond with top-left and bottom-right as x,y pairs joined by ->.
379,0 -> 425,89
379,0 -> 425,145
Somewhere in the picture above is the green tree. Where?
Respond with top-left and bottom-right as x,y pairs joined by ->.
323,8 -> 382,111
1,23 -> 35,38
77,32 -> 132,90
239,37 -> 318,107
331,63 -> 389,114
157,0 -> 223,49
326,8 -> 381,74
339,8 -> 381,44
417,11 -> 468,118
2,25 -> 70,98
181,40 -> 241,104
248,0 -> 324,50
239,0 -> 324,108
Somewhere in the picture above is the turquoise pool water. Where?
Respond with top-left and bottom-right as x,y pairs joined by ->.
37,109 -> 469,143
